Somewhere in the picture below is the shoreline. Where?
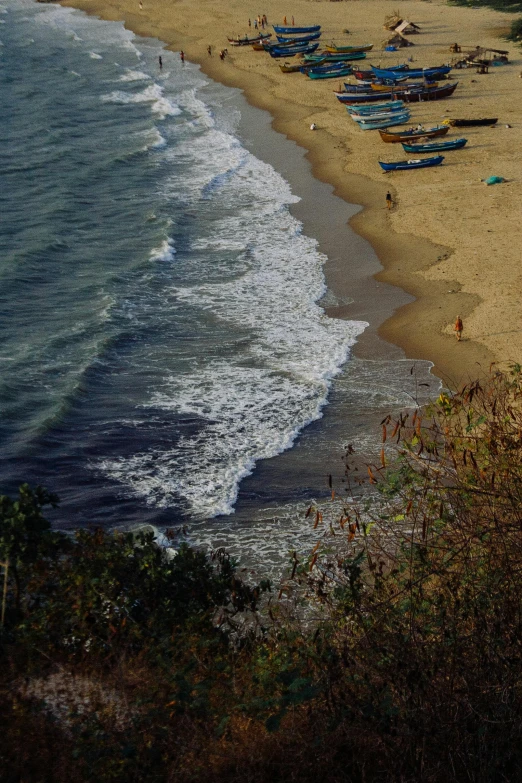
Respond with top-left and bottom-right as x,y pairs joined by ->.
57,0 -> 522,386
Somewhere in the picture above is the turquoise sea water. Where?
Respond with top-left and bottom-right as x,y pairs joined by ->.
1,0 -> 438,567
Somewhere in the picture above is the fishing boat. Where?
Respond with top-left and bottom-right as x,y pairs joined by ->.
445,117 -> 498,127
268,42 -> 320,58
325,43 -> 373,53
339,83 -> 381,93
402,137 -> 467,153
336,90 -> 399,104
371,80 -> 438,92
356,113 -> 411,130
401,82 -> 458,102
379,156 -> 444,171
371,65 -> 451,80
273,25 -> 321,34
303,51 -> 367,62
346,99 -> 405,114
276,31 -> 322,43
308,66 -> 352,79
227,32 -> 272,46
279,59 -> 326,72
348,106 -> 408,121
379,125 -> 450,143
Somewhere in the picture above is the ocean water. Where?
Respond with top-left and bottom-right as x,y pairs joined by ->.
1,0 -> 438,569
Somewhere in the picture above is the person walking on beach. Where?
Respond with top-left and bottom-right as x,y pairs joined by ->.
254,18 -> 258,30
292,15 -> 295,25
283,16 -> 287,25
207,44 -> 212,56
180,50 -> 185,64
248,18 -> 251,27
454,315 -> 463,341
158,55 -> 163,69
386,191 -> 393,210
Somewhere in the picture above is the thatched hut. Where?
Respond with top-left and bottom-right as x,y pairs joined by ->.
384,12 -> 402,31
381,31 -> 414,49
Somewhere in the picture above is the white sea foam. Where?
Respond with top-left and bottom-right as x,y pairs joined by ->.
149,238 -> 176,262
99,89 -> 367,518
89,51 -> 102,60
119,69 -> 150,83
101,84 -> 181,120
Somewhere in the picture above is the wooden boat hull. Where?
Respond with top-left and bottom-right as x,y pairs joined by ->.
349,107 -> 409,121
280,59 -> 327,72
402,138 -> 467,153
268,42 -> 320,58
336,91 -> 397,103
401,82 -> 458,102
276,32 -> 322,43
228,33 -> 271,46
379,155 -> 444,171
357,114 -> 411,130
273,25 -> 321,34
379,125 -> 450,143
371,65 -> 451,80
371,81 -> 438,92
308,67 -> 352,79
447,118 -> 497,126
347,100 -> 405,114
303,51 -> 367,62
325,43 -> 373,53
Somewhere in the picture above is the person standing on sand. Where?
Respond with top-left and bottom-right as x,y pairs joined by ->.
454,315 -> 463,341
248,18 -> 251,27
180,50 -> 185,63
158,55 -> 162,69
386,191 -> 393,210
207,45 -> 212,56
283,16 -> 287,25
292,16 -> 295,25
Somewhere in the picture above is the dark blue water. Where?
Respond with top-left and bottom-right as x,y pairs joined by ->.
2,0 -> 372,537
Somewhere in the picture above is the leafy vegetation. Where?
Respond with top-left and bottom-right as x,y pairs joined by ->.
3,367 -> 522,781
507,16 -> 522,39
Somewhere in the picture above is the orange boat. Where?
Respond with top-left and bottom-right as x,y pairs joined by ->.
379,125 -> 450,143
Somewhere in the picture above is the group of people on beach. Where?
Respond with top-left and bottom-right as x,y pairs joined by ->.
248,14 -> 268,30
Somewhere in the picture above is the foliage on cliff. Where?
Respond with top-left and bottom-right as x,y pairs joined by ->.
3,366 -> 522,782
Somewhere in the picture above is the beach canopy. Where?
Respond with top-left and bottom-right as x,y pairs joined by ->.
395,20 -> 420,35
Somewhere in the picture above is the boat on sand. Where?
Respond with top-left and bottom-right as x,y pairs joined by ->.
379,125 -> 450,143
379,156 -> 444,171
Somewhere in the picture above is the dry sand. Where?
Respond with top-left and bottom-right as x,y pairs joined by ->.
60,0 -> 522,386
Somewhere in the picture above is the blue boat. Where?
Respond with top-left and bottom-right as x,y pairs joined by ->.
303,51 -> 366,62
356,113 -> 411,130
276,31 -> 322,43
273,24 -> 321,34
308,66 -> 352,79
349,107 -> 408,121
335,90 -> 397,103
268,42 -> 320,58
401,137 -> 468,153
379,155 -> 444,171
346,100 -> 405,114
371,65 -> 452,80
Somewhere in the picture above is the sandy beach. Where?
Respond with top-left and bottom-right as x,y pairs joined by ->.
59,0 -> 521,386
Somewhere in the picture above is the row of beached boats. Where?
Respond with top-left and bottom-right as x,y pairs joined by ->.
338,63 -> 467,170
228,26 -> 498,171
